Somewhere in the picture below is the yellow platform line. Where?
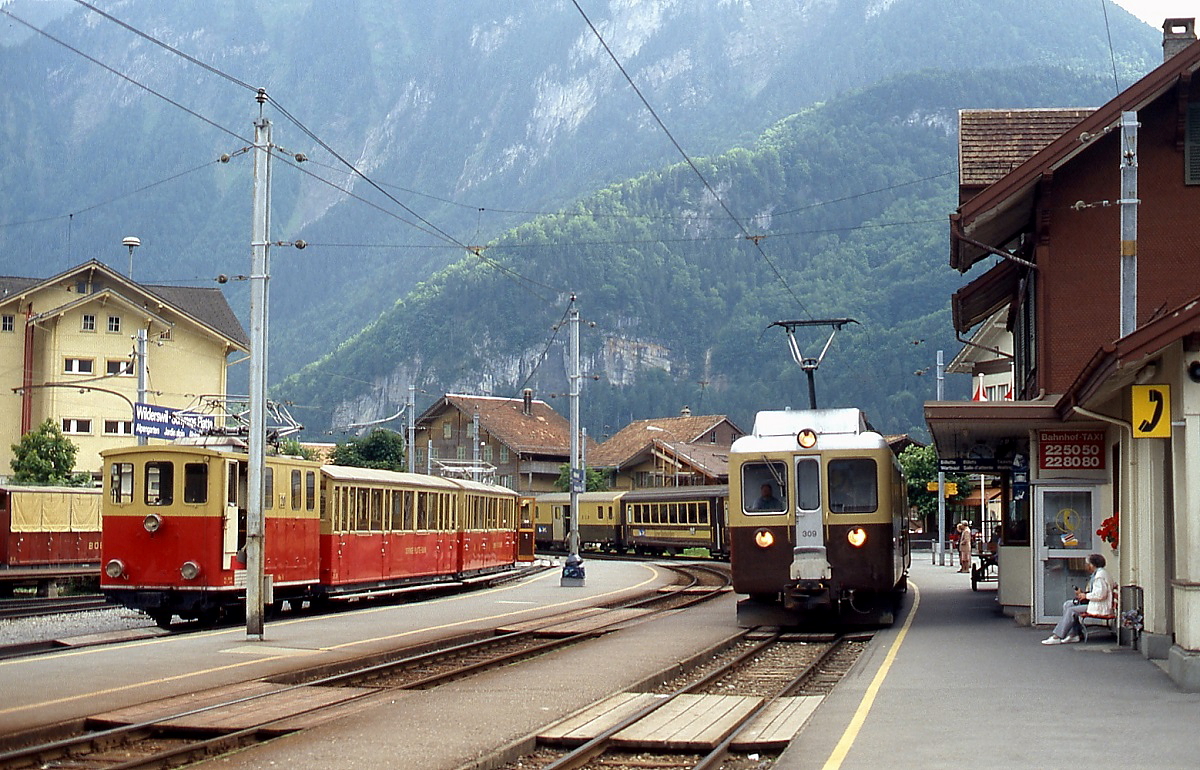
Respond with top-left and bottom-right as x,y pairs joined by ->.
821,580 -> 921,770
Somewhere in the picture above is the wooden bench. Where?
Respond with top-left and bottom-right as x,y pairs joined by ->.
1078,588 -> 1118,642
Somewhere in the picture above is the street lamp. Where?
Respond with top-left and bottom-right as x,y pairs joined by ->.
122,236 -> 141,280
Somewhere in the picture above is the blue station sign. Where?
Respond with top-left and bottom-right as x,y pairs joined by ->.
134,402 -> 215,439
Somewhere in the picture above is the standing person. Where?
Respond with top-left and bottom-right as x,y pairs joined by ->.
1042,553 -> 1113,645
956,521 -> 973,572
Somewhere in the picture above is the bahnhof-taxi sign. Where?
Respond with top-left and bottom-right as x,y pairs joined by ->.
1038,430 -> 1105,470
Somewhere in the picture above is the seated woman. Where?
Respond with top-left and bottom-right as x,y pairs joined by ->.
1041,553 -> 1113,645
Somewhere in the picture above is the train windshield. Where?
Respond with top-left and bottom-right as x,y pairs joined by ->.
795,457 -> 820,511
828,458 -> 878,513
741,461 -> 787,513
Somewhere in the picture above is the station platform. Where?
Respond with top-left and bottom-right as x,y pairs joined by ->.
778,558 -> 1200,769
0,559 -> 686,737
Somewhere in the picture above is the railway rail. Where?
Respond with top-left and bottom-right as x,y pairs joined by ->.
0,594 -> 109,621
504,629 -> 870,770
0,562 -> 728,770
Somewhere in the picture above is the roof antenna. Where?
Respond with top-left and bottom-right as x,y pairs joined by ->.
769,318 -> 859,409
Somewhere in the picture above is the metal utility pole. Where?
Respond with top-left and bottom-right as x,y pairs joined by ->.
407,384 -> 416,473
136,327 -> 148,446
472,408 -> 481,482
246,92 -> 272,640
937,349 -> 947,566
562,294 -> 585,586
1119,111 -> 1139,338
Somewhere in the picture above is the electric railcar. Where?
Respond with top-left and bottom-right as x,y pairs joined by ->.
99,443 -> 524,627
729,408 -> 909,627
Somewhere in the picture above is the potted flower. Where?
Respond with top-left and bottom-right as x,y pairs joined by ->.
1096,512 -> 1119,549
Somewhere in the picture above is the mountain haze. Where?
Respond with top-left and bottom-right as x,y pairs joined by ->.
276,64 -> 1140,440
0,1 -> 1158,378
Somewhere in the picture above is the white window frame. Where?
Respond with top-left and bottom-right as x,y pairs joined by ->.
81,314 -> 96,332
1,314 -> 13,333
107,315 -> 121,333
103,419 -> 134,436
106,359 -> 133,376
62,418 -> 92,434
64,358 -> 94,374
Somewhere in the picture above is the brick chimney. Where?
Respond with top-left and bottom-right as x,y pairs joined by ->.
1163,18 -> 1196,61
522,388 -> 533,416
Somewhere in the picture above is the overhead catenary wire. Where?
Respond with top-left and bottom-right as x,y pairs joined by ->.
570,0 -> 811,320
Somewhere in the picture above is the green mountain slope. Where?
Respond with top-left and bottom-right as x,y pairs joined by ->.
276,65 -> 1120,439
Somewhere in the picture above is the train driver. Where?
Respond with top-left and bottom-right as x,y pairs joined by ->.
753,482 -> 785,512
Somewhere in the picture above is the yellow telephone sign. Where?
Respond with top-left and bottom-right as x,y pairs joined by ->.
1132,384 -> 1171,438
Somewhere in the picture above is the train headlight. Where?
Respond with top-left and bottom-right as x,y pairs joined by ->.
754,529 -> 775,548
180,561 -> 202,580
105,559 -> 126,579
796,429 -> 818,448
143,513 -> 163,533
847,527 -> 868,548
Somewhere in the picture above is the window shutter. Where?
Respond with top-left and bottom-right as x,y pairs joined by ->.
1186,103 -> 1200,185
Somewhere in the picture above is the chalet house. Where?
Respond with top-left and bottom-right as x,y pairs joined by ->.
589,409 -> 743,489
0,260 -> 248,475
925,19 -> 1200,689
412,391 -> 587,494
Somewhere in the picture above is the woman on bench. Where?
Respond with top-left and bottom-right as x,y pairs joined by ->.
1042,553 -> 1113,645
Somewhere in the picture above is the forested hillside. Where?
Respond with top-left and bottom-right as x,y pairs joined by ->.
0,0 -> 1158,386
275,66 -> 1124,440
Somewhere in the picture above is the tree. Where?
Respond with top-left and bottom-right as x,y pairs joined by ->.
553,463 -> 607,492
278,437 -> 318,461
10,419 -> 91,486
329,429 -> 405,471
899,444 -> 972,535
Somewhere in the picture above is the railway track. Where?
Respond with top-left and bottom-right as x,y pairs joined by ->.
505,629 -> 870,770
0,562 -> 728,770
0,594 -> 109,621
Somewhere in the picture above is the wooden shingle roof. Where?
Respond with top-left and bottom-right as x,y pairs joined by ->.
421,394 -> 581,456
958,109 -> 1094,197
590,414 -> 736,468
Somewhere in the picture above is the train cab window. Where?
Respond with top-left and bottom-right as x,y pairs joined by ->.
183,463 -> 208,504
796,458 -> 821,511
742,461 -> 787,513
306,471 -> 316,511
145,462 -> 174,506
110,462 -> 134,503
828,458 -> 878,513
264,468 -> 273,509
291,469 -> 302,511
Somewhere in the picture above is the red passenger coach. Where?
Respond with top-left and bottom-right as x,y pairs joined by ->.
320,467 -> 462,588
101,443 -> 523,627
